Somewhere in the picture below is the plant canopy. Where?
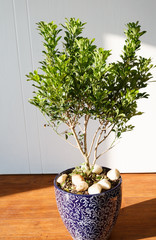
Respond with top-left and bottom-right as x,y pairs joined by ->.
27,18 -> 154,169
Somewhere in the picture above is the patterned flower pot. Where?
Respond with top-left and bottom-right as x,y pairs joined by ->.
54,167 -> 122,240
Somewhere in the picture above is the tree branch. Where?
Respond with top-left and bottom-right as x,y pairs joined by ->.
84,115 -> 90,156
88,124 -> 101,159
92,121 -> 112,166
66,112 -> 85,158
98,123 -> 115,146
43,114 -> 78,149
96,137 -> 118,161
70,125 -> 85,156
78,122 -> 84,133
93,127 -> 104,165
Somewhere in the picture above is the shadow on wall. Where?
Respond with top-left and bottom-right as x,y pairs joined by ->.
110,198 -> 156,240
88,0 -> 156,48
103,33 -> 156,63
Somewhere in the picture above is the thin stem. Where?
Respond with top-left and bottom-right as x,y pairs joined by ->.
84,115 -> 90,156
98,123 -> 115,146
96,137 -> 118,161
88,125 -> 101,159
93,121 -> 114,166
66,112 -> 85,159
43,114 -> 78,149
70,125 -> 85,157
78,122 -> 84,133
93,127 -> 104,165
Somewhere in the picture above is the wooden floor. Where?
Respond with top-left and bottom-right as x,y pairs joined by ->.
0,173 -> 156,240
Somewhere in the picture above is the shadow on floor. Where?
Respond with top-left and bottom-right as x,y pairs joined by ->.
0,174 -> 56,197
110,198 -> 156,240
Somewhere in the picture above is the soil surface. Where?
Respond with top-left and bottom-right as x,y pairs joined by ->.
57,167 -> 120,195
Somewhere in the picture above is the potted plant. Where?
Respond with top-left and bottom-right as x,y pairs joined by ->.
27,18 -> 154,240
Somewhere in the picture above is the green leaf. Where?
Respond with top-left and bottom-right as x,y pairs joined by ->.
27,18 -> 155,161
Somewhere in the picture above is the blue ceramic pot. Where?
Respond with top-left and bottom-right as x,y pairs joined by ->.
54,167 -> 122,240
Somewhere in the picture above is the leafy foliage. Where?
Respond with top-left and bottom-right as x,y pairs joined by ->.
27,18 -> 154,168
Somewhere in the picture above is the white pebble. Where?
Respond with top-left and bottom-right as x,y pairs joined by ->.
98,179 -> 111,190
57,174 -> 68,184
92,164 -> 103,174
76,181 -> 89,192
72,174 -> 84,186
88,183 -> 102,195
107,169 -> 120,181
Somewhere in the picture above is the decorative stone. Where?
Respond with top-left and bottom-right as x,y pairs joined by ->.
98,179 -> 111,190
72,174 -> 84,186
76,181 -> 89,192
88,183 -> 102,195
57,174 -> 68,184
92,164 -> 103,174
107,169 -> 120,181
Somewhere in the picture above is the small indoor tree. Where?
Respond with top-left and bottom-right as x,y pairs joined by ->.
27,18 -> 154,173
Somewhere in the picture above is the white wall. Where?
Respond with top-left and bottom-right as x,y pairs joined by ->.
0,0 -> 156,174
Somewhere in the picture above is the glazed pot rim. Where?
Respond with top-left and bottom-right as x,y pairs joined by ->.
54,166 -> 122,197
